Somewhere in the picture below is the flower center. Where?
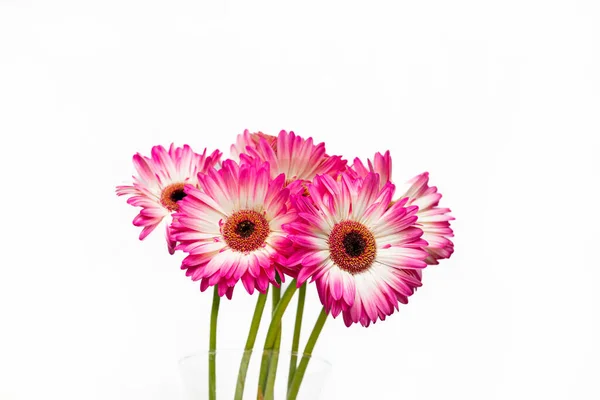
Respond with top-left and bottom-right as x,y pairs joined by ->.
342,231 -> 366,256
235,220 -> 255,238
329,221 -> 376,274
223,210 -> 270,253
160,183 -> 187,212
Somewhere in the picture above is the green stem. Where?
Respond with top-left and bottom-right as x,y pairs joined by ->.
263,280 -> 282,400
272,278 -> 282,306
263,329 -> 281,400
209,287 -> 221,400
287,307 -> 328,400
234,290 -> 269,400
257,280 -> 298,398
288,283 -> 306,390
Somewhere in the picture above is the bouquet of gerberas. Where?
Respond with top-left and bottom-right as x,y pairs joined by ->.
117,130 -> 454,400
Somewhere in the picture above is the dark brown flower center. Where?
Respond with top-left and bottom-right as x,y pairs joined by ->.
223,210 -> 270,253
235,220 -> 255,238
342,231 -> 367,257
329,221 -> 376,274
160,183 -> 187,212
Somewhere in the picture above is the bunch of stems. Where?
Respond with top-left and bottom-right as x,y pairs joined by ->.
208,279 -> 327,400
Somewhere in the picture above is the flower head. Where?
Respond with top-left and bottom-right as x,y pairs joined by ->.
285,172 -> 428,327
171,160 -> 295,299
116,144 -> 221,254
398,172 -> 454,264
231,129 -> 347,195
349,150 -> 392,185
350,152 -> 454,265
230,130 -> 278,162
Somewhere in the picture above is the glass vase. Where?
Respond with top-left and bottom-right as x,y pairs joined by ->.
179,349 -> 331,399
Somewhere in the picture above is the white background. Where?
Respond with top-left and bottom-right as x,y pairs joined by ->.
1,0 -> 599,399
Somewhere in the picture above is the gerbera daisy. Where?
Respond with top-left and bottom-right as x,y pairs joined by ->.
350,151 -> 454,265
171,160 -> 295,299
116,144 -> 221,254
285,172 -> 428,327
230,129 -> 347,195
349,150 -> 392,185
399,172 -> 454,264
230,129 -> 277,162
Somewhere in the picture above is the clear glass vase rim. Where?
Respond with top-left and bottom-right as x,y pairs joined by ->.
178,348 -> 332,368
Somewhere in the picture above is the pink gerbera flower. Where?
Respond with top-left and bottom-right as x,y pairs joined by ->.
230,129 -> 347,194
116,144 -> 221,254
349,150 -> 393,185
399,172 -> 454,264
171,160 -> 295,299
230,130 -> 278,162
285,172 -> 428,327
350,151 -> 454,265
